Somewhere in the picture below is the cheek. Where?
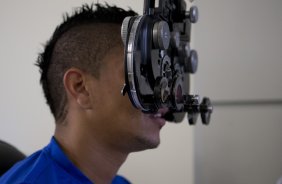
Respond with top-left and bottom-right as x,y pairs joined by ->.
111,92 -> 143,126
96,77 -> 133,119
96,58 -> 145,128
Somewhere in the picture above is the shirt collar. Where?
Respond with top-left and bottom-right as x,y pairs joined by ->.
44,137 -> 93,184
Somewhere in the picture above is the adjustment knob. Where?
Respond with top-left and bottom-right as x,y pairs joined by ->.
185,95 -> 200,125
186,6 -> 199,23
200,97 -> 213,125
186,50 -> 198,74
171,31 -> 180,48
154,77 -> 170,105
188,108 -> 199,125
121,16 -> 132,45
153,21 -> 171,50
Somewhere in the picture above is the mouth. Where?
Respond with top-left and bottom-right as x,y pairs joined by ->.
148,108 -> 169,128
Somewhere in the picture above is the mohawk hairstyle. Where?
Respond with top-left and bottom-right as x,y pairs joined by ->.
36,3 -> 137,122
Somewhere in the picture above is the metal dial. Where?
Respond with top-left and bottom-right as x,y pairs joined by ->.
121,16 -> 132,45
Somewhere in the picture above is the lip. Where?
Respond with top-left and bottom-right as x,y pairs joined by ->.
148,108 -> 169,128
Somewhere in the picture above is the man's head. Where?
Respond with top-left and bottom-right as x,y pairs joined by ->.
37,4 -> 137,122
37,3 -> 167,153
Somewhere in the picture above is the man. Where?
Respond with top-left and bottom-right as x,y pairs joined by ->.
0,3 -> 168,184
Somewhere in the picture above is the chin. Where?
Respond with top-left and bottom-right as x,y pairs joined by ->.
130,134 -> 161,152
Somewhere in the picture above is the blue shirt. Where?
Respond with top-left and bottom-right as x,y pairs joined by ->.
0,137 -> 130,184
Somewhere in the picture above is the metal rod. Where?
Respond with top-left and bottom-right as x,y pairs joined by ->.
212,99 -> 282,107
143,0 -> 155,15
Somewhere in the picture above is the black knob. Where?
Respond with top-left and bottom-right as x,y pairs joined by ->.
185,95 -> 200,125
200,97 -> 213,125
188,107 -> 199,125
153,21 -> 171,50
186,6 -> 199,24
185,50 -> 198,74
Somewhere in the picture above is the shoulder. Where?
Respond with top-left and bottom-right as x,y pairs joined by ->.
0,138 -> 92,184
0,149 -> 54,183
112,175 -> 131,184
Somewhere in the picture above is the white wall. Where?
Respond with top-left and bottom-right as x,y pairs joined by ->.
0,1 -> 195,184
194,0 -> 282,184
3,1 -> 282,184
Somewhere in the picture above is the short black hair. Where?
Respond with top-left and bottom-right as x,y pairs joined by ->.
36,3 -> 137,122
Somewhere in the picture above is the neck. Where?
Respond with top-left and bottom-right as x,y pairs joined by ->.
54,122 -> 128,184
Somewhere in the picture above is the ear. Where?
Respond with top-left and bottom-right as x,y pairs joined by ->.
63,68 -> 92,109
